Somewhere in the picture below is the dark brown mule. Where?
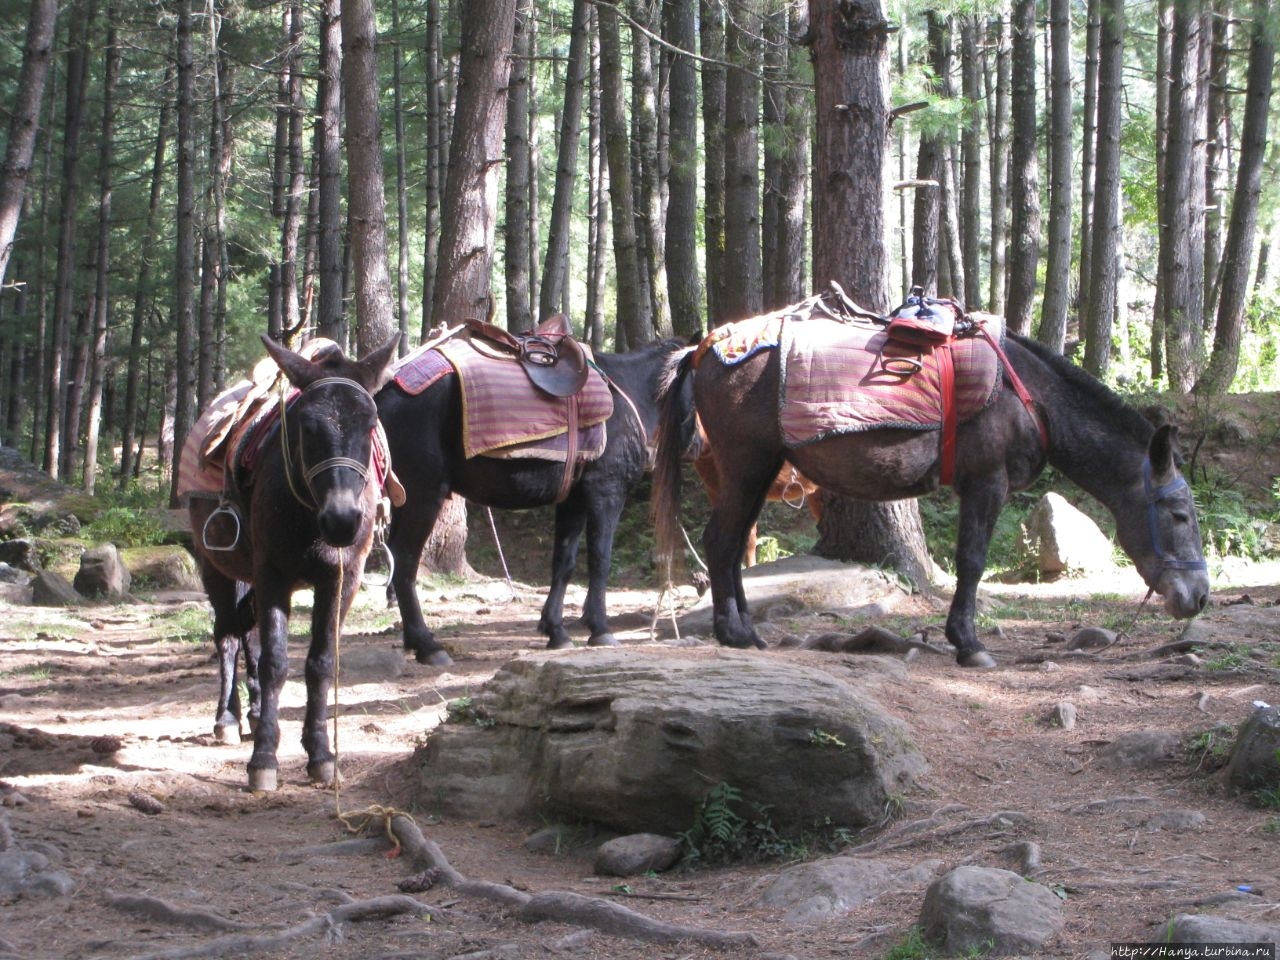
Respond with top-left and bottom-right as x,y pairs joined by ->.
653,327 -> 1209,667
185,334 -> 399,790
689,417 -> 822,567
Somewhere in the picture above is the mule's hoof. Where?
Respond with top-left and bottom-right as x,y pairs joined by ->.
959,650 -> 997,668
587,632 -> 618,647
247,766 -> 278,792
753,636 -> 769,650
307,760 -> 337,786
545,635 -> 574,650
214,724 -> 241,746
416,648 -> 453,667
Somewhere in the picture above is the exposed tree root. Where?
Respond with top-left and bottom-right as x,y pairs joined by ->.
389,813 -> 759,949
107,894 -> 430,960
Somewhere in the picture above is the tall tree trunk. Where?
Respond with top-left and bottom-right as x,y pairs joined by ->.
120,67 -> 170,487
342,0 -> 397,353
315,0 -> 345,344
959,14 -> 983,310
700,0 -> 728,326
721,0 -> 763,322
986,10 -> 1011,317
663,0 -> 703,335
1160,0 -> 1207,392
585,15 -> 609,350
420,0 -> 444,337
810,0 -> 933,590
83,2 -> 119,495
168,0 -> 196,506
1196,0 -> 1273,395
46,0 -> 94,481
504,0 -> 534,332
761,0 -> 809,311
540,0 -> 589,323
911,12 -> 946,297
1004,0 -> 1040,335
1083,0 -> 1123,377
1202,0 -> 1230,324
1038,0 -> 1072,353
0,0 -> 57,288
598,2 -> 648,347
392,0 -> 411,349
1152,0 -> 1174,379
1076,0 -> 1100,347
279,0 -> 304,339
631,0 -> 671,335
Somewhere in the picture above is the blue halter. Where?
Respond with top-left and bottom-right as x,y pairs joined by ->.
1143,458 -> 1208,572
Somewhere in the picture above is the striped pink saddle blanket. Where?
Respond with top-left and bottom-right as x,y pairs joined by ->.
702,309 -> 1004,446
390,335 -> 614,461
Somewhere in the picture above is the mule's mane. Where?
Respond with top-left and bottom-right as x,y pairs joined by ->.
1009,332 -> 1154,442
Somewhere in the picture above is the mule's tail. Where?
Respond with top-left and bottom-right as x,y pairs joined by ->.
651,345 -> 698,580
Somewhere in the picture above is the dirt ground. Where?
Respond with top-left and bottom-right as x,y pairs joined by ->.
2,389 -> 1280,960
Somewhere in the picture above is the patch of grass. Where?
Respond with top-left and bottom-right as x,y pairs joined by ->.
1185,725 -> 1237,771
154,607 -> 213,645
1202,648 -> 1249,672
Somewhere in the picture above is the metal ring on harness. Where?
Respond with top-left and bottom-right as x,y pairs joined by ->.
1143,458 -> 1208,573
201,503 -> 243,552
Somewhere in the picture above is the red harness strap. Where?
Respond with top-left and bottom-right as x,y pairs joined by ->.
938,324 -> 1048,486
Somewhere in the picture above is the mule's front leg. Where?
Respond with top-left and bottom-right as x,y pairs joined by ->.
946,482 -> 1006,668
247,596 -> 291,791
539,498 -> 587,649
704,507 -> 766,649
299,579 -> 352,787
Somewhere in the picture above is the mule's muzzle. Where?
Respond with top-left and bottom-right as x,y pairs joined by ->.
316,503 -> 365,548
1159,569 -> 1210,619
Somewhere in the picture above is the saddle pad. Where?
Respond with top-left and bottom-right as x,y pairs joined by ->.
178,380 -> 255,498
778,315 -> 1003,446
435,337 -> 614,460
390,342 -> 453,395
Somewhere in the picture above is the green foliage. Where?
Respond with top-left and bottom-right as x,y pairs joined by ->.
1191,467 -> 1276,561
1234,293 -> 1280,392
679,782 -> 806,864
154,606 -> 213,645
82,482 -> 170,547
1186,725 -> 1237,771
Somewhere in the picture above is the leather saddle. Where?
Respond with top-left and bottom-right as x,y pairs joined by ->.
463,314 -> 590,397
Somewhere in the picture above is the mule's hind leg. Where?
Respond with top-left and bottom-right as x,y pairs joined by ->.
579,478 -> 629,646
945,479 -> 1005,668
539,496 -> 588,649
703,455 -> 781,650
199,562 -> 249,744
385,492 -> 454,666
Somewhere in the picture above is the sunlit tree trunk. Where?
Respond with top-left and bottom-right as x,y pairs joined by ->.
315,0 -> 345,344
504,0 -> 533,332
1083,0 -> 1123,377
959,14 -> 983,310
662,0 -> 703,335
986,10 -> 1011,317
1077,0 -> 1099,347
168,0 -> 197,506
1004,0 -> 1040,335
810,0 -> 933,590
631,0 -> 671,336
700,0 -> 727,326
0,0 -> 57,288
761,0 -> 809,312
1039,0 -> 1072,353
1202,0 -> 1230,324
721,0 -> 763,322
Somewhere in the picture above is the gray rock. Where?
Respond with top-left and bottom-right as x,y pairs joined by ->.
756,855 -> 943,925
1226,706 -> 1280,794
414,649 -> 926,837
0,538 -> 42,572
1163,913 -> 1280,944
1026,492 -> 1115,575
1066,626 -> 1117,651
594,833 -> 682,877
676,556 -> 909,635
0,849 -> 74,899
30,570 -> 81,606
74,543 -> 131,598
1049,702 -> 1077,730
1095,729 -> 1183,768
123,546 -> 201,591
919,865 -> 1065,956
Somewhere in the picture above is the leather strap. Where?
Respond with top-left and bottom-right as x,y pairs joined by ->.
976,324 -> 1049,450
557,393 -> 580,504
937,342 -> 958,485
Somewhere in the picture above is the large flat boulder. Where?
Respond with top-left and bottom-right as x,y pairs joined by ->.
411,648 -> 925,837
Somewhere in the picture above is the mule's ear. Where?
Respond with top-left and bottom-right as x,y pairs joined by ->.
261,334 -> 320,389
1148,423 -> 1180,481
357,333 -> 401,393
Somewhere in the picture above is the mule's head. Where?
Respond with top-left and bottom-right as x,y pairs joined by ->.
1113,424 -> 1210,619
261,334 -> 399,547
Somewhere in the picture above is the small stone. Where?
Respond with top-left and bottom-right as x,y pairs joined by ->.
127,791 -> 164,815
1049,703 -> 1077,730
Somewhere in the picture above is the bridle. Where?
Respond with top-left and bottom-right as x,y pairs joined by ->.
279,376 -> 375,510
1142,458 -> 1208,575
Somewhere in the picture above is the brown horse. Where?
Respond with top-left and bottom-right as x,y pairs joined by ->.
689,417 -> 822,566
653,317 -> 1209,668
182,334 -> 399,791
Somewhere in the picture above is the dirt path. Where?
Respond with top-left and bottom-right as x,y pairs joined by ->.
3,558 -> 1280,959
